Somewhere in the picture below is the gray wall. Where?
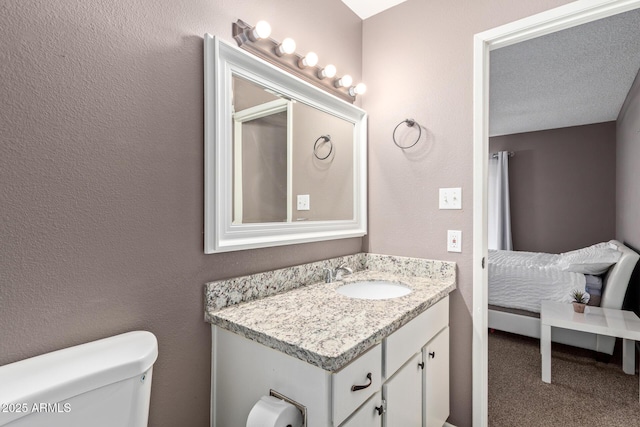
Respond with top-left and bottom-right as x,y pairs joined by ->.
361,0 -> 572,425
0,1 -> 362,426
490,122 -> 617,254
617,69 -> 640,249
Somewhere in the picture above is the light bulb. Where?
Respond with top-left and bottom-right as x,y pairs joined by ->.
298,52 -> 319,68
248,20 -> 271,41
317,64 -> 337,79
276,37 -> 296,56
349,83 -> 367,96
334,74 -> 353,88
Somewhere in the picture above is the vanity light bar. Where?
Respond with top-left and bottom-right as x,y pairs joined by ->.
232,19 -> 365,103
299,52 -> 318,68
349,83 -> 367,97
275,37 -> 296,56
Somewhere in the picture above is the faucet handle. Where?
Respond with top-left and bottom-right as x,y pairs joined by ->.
334,264 -> 353,280
337,263 -> 353,273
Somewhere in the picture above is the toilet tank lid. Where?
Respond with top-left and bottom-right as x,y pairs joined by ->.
0,331 -> 158,409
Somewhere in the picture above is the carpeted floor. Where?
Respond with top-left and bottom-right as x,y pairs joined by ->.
488,331 -> 640,426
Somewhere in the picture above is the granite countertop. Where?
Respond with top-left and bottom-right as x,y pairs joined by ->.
206,269 -> 456,372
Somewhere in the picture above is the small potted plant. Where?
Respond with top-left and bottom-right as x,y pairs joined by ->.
570,289 -> 589,313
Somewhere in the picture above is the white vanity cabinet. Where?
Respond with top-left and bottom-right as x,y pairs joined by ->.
423,327 -> 450,427
383,352 -> 423,426
381,328 -> 450,427
380,296 -> 450,427
210,295 -> 450,427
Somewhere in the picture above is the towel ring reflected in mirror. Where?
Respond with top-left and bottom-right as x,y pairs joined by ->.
313,135 -> 333,160
393,118 -> 422,149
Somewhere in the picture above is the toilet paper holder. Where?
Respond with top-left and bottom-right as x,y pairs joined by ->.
270,389 -> 307,427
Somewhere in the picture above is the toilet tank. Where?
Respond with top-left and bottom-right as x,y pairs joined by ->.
0,331 -> 158,427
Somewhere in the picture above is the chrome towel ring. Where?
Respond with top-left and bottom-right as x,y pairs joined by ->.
313,135 -> 333,160
393,118 -> 421,149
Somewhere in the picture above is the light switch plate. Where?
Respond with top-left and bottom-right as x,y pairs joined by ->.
439,188 -> 462,209
297,194 -> 310,211
447,230 -> 462,253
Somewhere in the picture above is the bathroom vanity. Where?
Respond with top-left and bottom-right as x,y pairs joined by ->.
205,254 -> 456,426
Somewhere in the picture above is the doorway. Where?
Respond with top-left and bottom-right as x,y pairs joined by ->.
472,1 -> 640,425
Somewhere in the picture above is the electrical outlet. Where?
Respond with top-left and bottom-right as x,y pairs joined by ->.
447,230 -> 462,253
439,188 -> 462,210
297,194 -> 310,211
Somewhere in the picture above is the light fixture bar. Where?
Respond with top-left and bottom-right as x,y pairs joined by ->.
232,19 -> 357,103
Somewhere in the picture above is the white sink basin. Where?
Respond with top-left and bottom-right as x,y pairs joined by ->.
336,280 -> 412,300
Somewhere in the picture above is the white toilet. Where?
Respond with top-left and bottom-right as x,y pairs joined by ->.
0,331 -> 158,427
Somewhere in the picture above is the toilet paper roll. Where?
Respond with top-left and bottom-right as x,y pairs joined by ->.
246,395 -> 303,427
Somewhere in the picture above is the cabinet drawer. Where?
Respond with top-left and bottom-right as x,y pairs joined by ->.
384,295 -> 448,379
332,343 -> 382,426
339,391 -> 383,427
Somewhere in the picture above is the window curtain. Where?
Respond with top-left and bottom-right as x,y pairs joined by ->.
488,151 -> 513,250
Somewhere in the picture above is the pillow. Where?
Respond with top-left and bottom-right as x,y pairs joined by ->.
557,242 -> 621,275
584,274 -> 603,291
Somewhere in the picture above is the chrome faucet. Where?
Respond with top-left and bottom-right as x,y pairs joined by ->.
324,263 -> 353,283
335,263 -> 353,280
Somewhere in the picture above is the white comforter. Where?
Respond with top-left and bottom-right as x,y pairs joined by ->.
488,249 -> 586,313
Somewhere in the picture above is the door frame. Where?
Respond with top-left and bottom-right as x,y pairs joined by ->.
232,99 -> 293,224
472,0 -> 640,425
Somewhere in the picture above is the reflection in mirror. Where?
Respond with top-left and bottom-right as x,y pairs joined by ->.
204,35 -> 367,253
232,75 -> 354,224
292,102 -> 353,222
234,107 -> 288,223
232,76 -> 289,224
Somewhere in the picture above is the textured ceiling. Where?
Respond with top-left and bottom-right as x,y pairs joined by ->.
340,0 -> 408,19
490,8 -> 640,137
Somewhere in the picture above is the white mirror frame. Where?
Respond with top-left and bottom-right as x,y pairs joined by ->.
204,35 -> 367,253
472,0 -> 640,425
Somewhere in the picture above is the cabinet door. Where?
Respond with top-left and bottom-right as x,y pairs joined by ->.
340,391 -> 383,427
424,327 -> 449,427
383,352 -> 422,427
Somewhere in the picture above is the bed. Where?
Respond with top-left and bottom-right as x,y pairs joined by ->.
488,240 -> 640,355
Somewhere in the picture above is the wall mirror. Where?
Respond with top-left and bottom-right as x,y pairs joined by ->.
204,35 -> 367,253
